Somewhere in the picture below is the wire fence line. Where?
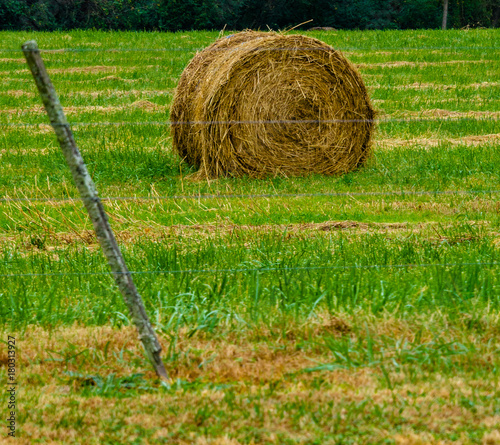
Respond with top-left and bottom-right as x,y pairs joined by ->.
3,80 -> 497,90
1,45 -> 498,53
1,116 -> 498,129
1,90 -> 497,204
1,261 -> 498,279
2,47 -> 498,295
0,44 -> 500,53
1,189 -> 499,204
2,44 -> 498,276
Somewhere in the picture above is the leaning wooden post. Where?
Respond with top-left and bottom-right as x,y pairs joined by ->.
442,0 -> 449,30
22,40 -> 169,381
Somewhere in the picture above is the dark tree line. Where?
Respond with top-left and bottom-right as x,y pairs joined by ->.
0,0 -> 498,31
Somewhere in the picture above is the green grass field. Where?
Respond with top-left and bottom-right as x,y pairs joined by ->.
1,28 -> 499,444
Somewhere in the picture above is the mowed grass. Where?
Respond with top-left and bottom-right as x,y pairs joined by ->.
0,29 -> 499,443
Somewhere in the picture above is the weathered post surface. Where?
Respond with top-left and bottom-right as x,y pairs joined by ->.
442,0 -> 449,30
22,40 -> 169,381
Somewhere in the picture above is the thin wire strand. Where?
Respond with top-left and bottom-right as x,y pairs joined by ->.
3,78 -> 496,94
0,116 -> 498,128
1,189 -> 499,204
0,261 -> 497,279
2,44 -> 497,283
1,45 -> 497,53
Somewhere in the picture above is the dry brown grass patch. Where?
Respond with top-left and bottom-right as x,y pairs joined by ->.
62,88 -> 174,99
377,133 -> 500,148
130,99 -> 165,111
378,81 -> 500,90
482,431 -> 500,445
368,82 -> 493,91
357,59 -> 494,69
1,102 -> 167,117
12,322 -> 357,385
0,219 -> 441,251
2,89 -> 36,98
0,58 -> 26,63
4,316 -> 497,443
97,75 -> 137,82
395,109 -> 500,120
50,65 -> 118,74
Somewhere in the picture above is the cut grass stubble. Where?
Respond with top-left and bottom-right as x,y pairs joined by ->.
1,28 -> 499,443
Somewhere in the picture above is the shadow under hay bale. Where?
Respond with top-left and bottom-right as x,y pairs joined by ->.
171,31 -> 376,179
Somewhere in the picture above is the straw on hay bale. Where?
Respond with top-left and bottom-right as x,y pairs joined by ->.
171,31 -> 375,179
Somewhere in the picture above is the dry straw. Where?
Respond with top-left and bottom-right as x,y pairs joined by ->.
171,31 -> 375,179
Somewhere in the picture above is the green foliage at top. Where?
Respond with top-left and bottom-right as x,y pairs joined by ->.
0,0 -> 498,31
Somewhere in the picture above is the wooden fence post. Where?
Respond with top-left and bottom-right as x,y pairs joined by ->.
442,0 -> 449,30
22,40 -> 169,381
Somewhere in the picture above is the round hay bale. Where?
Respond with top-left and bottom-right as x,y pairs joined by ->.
171,31 -> 375,179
